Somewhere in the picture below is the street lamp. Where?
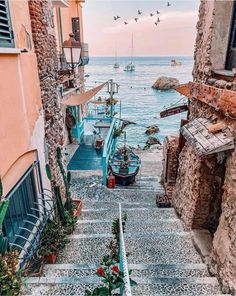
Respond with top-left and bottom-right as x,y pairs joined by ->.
107,79 -> 119,118
62,33 -> 82,71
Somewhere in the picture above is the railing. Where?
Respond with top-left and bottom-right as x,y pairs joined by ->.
75,121 -> 84,143
119,203 -> 132,296
102,118 -> 118,185
8,189 -> 54,267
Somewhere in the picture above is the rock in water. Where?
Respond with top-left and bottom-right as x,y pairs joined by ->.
145,125 -> 160,135
146,136 -> 161,146
152,76 -> 180,90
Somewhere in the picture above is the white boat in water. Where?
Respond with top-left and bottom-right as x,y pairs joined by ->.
124,62 -> 135,72
113,45 -> 119,69
114,62 -> 119,69
124,34 -> 136,72
171,59 -> 182,66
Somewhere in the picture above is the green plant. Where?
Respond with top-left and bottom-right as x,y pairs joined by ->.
39,219 -> 68,257
0,233 -> 9,256
54,185 -> 66,222
0,176 -> 3,198
56,147 -> 74,214
107,214 -> 127,261
85,256 -> 136,296
113,127 -> 122,139
0,250 -> 22,296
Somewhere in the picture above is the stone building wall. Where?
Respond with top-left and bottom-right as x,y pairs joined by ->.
173,0 -> 236,293
28,0 -> 66,194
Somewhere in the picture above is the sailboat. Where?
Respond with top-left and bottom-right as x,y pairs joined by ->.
113,44 -> 119,69
124,34 -> 136,72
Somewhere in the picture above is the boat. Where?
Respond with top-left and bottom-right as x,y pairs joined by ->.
124,62 -> 135,72
109,147 -> 141,185
114,63 -> 119,69
113,44 -> 119,69
171,59 -> 182,66
85,74 -> 90,77
124,34 -> 136,72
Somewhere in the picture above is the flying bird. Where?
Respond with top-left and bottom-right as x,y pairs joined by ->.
134,18 -> 138,22
167,2 -> 171,6
150,13 -> 154,17
158,17 -> 160,23
114,16 -> 117,20
155,22 -> 158,26
138,10 -> 142,15
156,10 -> 160,14
124,21 -> 128,25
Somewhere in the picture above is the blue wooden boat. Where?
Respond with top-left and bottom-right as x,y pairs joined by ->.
109,147 -> 141,186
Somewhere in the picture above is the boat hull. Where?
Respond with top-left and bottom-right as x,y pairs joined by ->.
109,150 -> 141,186
111,169 -> 139,186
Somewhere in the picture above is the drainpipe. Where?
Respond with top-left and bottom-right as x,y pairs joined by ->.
58,8 -> 64,46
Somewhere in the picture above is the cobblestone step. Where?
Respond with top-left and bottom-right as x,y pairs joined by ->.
75,219 -> 184,235
80,208 -> 177,221
24,276 -> 225,296
83,201 -> 155,210
41,263 -> 209,278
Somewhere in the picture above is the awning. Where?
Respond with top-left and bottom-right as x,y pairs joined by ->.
181,118 -> 234,156
62,82 -> 107,106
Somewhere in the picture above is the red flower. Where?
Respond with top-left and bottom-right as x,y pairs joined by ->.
96,267 -> 105,277
111,265 -> 120,274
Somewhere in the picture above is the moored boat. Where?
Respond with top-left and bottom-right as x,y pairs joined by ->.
109,146 -> 141,186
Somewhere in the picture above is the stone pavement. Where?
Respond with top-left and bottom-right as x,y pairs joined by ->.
23,150 -> 227,296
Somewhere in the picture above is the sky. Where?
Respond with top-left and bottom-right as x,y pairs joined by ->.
83,0 -> 200,57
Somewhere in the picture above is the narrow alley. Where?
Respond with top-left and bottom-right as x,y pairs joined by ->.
24,150 -> 226,295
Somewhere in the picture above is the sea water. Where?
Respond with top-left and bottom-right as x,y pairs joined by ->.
85,56 -> 193,148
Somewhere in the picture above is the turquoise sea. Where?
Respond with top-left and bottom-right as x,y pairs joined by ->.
85,56 -> 193,148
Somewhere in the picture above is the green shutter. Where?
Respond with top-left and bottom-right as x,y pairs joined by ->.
0,0 -> 14,47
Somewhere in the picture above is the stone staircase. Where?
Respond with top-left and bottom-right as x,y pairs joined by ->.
24,176 -> 227,296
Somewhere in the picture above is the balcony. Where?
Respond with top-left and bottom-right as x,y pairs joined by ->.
80,43 -> 89,66
52,0 -> 69,8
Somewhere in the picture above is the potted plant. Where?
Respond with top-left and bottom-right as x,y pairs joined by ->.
0,250 -> 22,296
72,199 -> 83,217
39,219 -> 67,264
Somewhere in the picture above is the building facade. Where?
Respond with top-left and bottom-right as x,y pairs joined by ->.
0,0 -> 87,263
172,1 -> 236,293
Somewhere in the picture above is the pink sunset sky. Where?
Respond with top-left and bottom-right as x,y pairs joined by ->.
83,0 -> 200,57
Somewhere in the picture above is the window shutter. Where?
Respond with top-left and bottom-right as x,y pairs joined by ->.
0,0 -> 14,47
72,17 -> 80,42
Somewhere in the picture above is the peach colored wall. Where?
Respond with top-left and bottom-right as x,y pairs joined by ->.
53,0 -> 85,52
9,0 -> 34,51
0,54 -> 41,189
0,0 -> 45,194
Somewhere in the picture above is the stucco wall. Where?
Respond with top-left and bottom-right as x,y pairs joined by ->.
0,0 -> 50,194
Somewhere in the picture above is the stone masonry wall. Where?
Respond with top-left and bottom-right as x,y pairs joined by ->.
173,1 -> 236,292
28,0 -> 66,194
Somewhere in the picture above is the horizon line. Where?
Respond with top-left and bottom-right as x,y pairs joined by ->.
89,54 -> 194,58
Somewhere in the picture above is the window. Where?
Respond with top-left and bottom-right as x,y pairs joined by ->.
3,163 -> 42,250
0,0 -> 14,47
226,1 -> 236,70
72,17 -> 80,42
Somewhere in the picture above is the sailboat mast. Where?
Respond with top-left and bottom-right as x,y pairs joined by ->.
131,34 -> 133,63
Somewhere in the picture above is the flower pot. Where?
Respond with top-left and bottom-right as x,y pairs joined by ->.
44,254 -> 57,264
73,199 -> 83,217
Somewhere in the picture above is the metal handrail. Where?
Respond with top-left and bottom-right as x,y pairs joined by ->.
119,203 -> 132,296
102,118 -> 119,185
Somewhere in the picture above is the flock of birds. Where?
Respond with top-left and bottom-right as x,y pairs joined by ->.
113,2 -> 171,26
